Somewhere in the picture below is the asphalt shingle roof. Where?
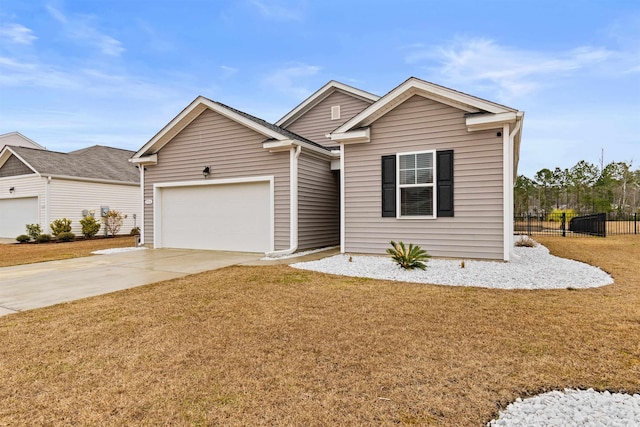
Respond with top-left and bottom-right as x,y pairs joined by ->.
9,145 -> 139,183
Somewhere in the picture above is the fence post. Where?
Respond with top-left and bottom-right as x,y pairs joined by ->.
635,212 -> 637,235
527,213 -> 531,235
561,212 -> 566,237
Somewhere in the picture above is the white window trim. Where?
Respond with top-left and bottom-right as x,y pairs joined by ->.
396,149 -> 437,219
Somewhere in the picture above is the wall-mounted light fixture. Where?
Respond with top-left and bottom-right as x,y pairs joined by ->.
9,187 -> 15,194
202,166 -> 210,178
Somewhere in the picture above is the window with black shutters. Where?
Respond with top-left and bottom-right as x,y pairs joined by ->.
381,150 -> 454,218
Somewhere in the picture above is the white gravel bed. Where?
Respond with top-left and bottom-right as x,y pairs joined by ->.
291,242 -> 613,290
92,247 -> 148,255
488,389 -> 640,426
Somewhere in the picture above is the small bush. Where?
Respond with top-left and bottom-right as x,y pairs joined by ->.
50,218 -> 72,235
25,224 -> 42,241
16,234 -> 30,243
130,227 -> 140,236
102,210 -> 124,237
549,208 -> 577,222
80,216 -> 101,238
56,231 -> 75,242
515,236 -> 537,247
36,233 -> 52,243
386,240 -> 430,270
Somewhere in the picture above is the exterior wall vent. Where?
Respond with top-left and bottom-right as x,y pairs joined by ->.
331,105 -> 341,120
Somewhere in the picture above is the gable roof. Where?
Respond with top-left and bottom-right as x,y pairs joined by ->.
332,77 -> 519,137
0,145 -> 139,184
132,96 -> 331,160
0,131 -> 45,150
275,80 -> 380,128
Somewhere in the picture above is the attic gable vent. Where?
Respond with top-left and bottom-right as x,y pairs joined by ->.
331,105 -> 341,120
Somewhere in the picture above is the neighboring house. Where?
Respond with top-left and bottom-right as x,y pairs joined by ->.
0,131 -> 46,151
131,77 -> 524,261
0,143 -> 141,238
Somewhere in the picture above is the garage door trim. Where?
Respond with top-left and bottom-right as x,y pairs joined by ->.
153,175 -> 275,252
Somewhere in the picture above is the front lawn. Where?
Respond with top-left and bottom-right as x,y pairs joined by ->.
0,236 -> 638,425
0,236 -> 136,267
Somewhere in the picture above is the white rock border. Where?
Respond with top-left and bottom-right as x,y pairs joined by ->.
92,247 -> 148,255
488,388 -> 640,426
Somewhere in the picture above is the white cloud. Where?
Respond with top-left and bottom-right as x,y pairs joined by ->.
263,64 -> 321,98
249,0 -> 304,21
407,38 -> 612,102
0,23 -> 37,44
45,5 -> 125,56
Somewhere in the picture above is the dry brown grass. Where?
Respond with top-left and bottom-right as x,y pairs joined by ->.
0,236 -> 638,425
0,236 -> 136,267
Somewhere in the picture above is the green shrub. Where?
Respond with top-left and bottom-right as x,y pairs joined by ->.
16,234 -> 30,243
386,240 -> 430,270
102,210 -> 124,236
25,224 -> 41,241
130,226 -> 140,236
549,208 -> 577,222
50,218 -> 72,235
80,216 -> 101,238
56,231 -> 75,242
36,233 -> 52,243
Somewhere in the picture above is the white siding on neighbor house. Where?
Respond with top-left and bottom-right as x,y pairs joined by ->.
48,178 -> 140,236
285,90 -> 372,146
344,95 -> 505,260
297,150 -> 340,250
143,108 -> 291,250
0,175 -> 45,235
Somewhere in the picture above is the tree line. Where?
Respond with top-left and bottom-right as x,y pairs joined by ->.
515,160 -> 639,215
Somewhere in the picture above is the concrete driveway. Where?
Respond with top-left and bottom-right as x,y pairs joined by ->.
0,248 -> 260,316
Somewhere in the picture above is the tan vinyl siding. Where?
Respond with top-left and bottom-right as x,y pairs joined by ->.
48,179 -> 140,236
0,155 -> 34,177
143,108 -> 290,250
344,95 -> 504,260
285,90 -> 372,146
0,175 -> 45,229
297,150 -> 339,250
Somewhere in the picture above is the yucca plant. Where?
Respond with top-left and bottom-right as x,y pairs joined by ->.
386,240 -> 430,270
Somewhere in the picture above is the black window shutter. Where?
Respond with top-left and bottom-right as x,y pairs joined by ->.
437,150 -> 454,217
381,155 -> 396,217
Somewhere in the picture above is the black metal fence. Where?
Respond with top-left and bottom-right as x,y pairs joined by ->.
515,212 -> 639,237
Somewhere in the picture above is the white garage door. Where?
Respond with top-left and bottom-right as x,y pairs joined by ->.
0,197 -> 39,238
158,181 -> 272,252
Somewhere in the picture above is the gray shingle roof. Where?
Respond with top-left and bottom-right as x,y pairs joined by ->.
9,145 -> 139,183
205,98 -> 331,151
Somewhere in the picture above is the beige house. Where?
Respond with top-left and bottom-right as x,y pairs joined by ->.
132,77 -> 524,260
0,143 -> 140,238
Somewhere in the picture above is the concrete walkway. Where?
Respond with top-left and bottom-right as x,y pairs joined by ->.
0,249 -> 260,316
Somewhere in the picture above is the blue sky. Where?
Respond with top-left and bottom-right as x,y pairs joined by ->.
0,0 -> 638,178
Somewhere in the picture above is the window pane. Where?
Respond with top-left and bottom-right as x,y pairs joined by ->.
401,187 -> 433,216
416,153 -> 433,169
399,154 -> 415,170
416,168 -> 433,184
400,169 -> 415,185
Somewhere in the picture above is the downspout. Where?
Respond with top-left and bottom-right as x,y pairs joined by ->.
45,176 -> 51,234
138,165 -> 145,246
265,145 -> 301,257
508,116 -> 523,261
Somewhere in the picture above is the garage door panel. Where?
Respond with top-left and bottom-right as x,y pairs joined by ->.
0,197 -> 39,238
159,181 -> 271,252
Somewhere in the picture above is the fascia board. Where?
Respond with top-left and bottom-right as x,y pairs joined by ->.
466,112 -> 518,131
43,174 -> 139,186
329,128 -> 370,144
276,81 -> 379,127
129,154 -> 158,165
263,139 -> 338,158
